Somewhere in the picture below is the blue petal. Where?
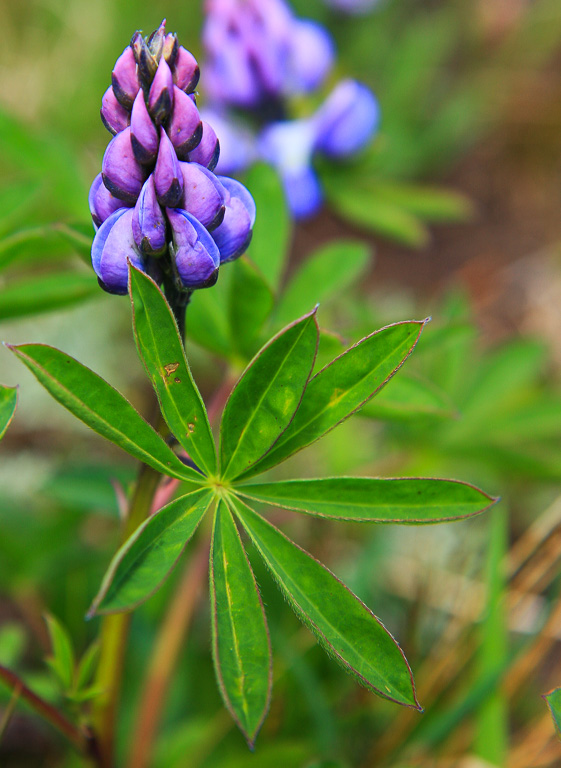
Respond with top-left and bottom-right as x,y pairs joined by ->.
287,20 -> 334,93
92,208 -> 144,295
167,208 -> 220,288
313,80 -> 380,158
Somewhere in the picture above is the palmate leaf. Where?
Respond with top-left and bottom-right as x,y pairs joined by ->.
7,343 -> 200,482
0,271 -> 98,320
0,385 -> 17,440
210,502 -> 271,747
231,495 -> 420,709
129,266 -> 216,476
245,164 -> 291,293
275,240 -> 370,329
89,489 -> 212,615
228,256 -> 274,360
237,320 -> 427,480
220,309 -> 319,481
544,687 -> 561,737
237,477 -> 498,523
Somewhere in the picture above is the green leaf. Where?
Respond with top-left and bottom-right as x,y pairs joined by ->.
238,477 -> 498,523
0,271 -> 98,320
186,267 -> 231,357
275,241 -> 370,328
544,687 -> 561,737
75,642 -> 100,693
8,343 -> 201,482
359,374 -> 457,421
364,180 -> 473,222
323,181 -> 429,248
228,256 -> 274,360
129,266 -> 216,476
238,320 -> 427,480
220,309 -> 319,481
245,164 -> 291,292
211,502 -> 271,746
0,386 -> 17,440
89,489 -> 213,615
44,614 -> 75,691
0,181 -> 39,237
231,496 -> 420,708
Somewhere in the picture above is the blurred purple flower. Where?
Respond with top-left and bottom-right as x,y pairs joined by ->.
203,0 -> 334,110
90,20 -> 255,295
201,0 -> 380,219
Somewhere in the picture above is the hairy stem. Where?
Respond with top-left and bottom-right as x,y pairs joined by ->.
0,665 -> 98,760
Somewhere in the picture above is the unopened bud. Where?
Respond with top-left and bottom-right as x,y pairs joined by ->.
112,46 -> 140,109
211,177 -> 256,263
187,120 -> 220,171
132,175 -> 167,256
101,87 -> 130,136
168,208 -> 220,289
173,46 -> 200,94
179,163 -> 225,231
89,173 -> 131,229
167,86 -> 203,159
148,56 -> 174,124
102,127 -> 147,203
130,91 -> 160,165
154,128 -> 184,206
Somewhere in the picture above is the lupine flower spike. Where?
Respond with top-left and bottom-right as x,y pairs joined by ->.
90,20 -> 255,295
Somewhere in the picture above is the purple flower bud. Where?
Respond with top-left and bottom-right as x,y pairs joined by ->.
167,208 -> 220,288
179,162 -> 226,231
287,21 -> 334,92
101,87 -> 130,135
89,173 -> 131,229
102,127 -> 147,203
92,208 -> 145,295
187,120 -> 220,171
163,33 -> 179,69
130,91 -> 159,165
148,56 -> 174,124
154,128 -> 184,206
313,80 -> 380,157
167,86 -> 203,160
211,177 -> 256,263
132,31 -> 158,85
111,46 -> 140,109
132,175 -> 167,256
173,45 -> 200,93
147,19 -> 166,61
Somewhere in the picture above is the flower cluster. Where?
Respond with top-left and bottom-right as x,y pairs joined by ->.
89,21 -> 255,295
201,0 -> 379,219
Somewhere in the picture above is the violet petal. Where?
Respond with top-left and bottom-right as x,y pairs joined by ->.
212,178 -> 256,263
187,120 -> 220,171
111,46 -> 140,109
148,56 -> 174,124
173,46 -> 200,93
313,80 -> 380,158
132,175 -> 167,255
168,208 -> 220,288
154,128 -> 184,206
89,173 -> 131,229
100,87 -> 130,136
167,86 -> 203,160
92,208 -> 144,295
102,127 -> 147,203
179,162 -> 226,231
130,90 -> 160,165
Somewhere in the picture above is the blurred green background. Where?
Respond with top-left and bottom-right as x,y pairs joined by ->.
1,0 -> 561,766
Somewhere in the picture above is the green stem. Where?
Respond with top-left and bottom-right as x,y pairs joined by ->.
0,665 -> 97,760
91,462 -> 162,768
91,280 -> 192,768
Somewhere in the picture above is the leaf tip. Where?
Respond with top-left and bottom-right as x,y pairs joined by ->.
422,316 -> 432,325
